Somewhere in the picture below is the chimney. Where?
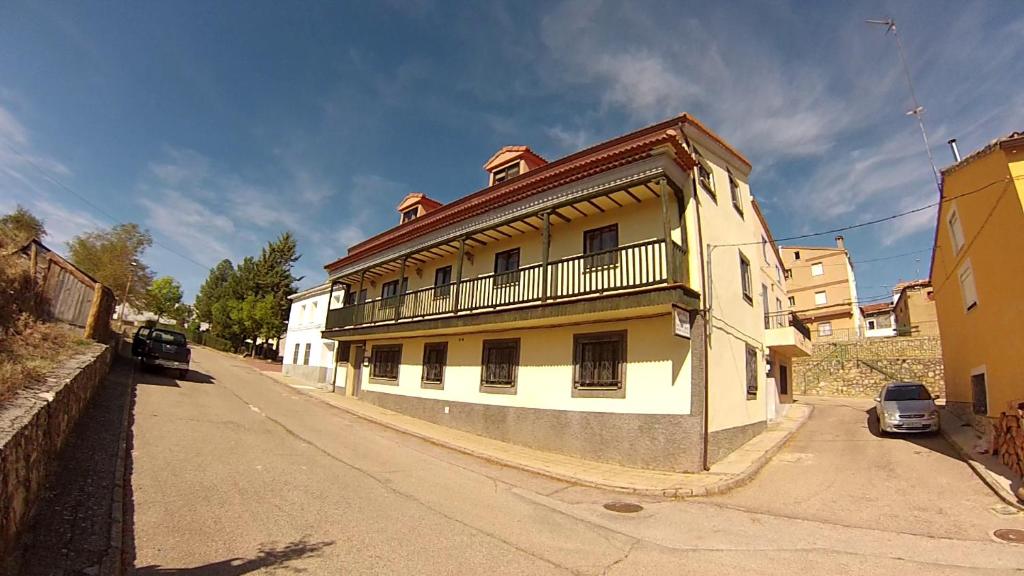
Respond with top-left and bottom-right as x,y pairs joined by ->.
836,235 -> 845,250
948,138 -> 961,162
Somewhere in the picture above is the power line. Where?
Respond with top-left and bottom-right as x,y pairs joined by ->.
717,174 -> 1021,250
4,141 -> 213,271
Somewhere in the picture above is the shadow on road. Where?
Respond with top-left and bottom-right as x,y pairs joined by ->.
864,406 -> 961,460
133,538 -> 335,575
135,367 -> 215,387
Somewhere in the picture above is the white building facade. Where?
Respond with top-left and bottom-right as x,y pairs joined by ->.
282,283 -> 347,390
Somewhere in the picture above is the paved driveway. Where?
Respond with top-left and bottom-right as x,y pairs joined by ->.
704,396 -> 1017,540
128,350 -> 1024,574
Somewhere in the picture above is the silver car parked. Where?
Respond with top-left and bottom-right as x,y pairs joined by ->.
874,381 -> 940,434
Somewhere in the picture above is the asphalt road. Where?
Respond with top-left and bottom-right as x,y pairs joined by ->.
129,347 -> 1024,574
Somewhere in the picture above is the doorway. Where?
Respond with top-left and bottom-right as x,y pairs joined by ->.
779,364 -> 789,395
351,344 -> 364,397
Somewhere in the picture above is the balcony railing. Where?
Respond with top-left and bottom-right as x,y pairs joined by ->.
327,239 -> 672,330
765,310 -> 811,340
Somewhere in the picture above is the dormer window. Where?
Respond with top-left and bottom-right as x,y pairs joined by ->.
402,208 -> 418,223
396,192 -> 443,225
492,162 -> 521,184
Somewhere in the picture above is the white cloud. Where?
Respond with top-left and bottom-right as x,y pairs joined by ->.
545,125 -> 594,151
139,195 -> 235,267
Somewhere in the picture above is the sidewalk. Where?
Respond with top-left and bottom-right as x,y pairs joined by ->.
940,408 -> 1024,511
257,370 -> 812,498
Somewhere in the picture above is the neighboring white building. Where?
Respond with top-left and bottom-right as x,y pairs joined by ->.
861,302 -> 896,338
282,282 -> 347,389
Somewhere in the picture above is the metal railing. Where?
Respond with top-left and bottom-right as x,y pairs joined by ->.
326,239 -> 671,330
764,310 -> 812,340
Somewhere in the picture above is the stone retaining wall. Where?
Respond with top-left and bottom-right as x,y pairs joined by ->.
794,336 -> 944,398
994,410 -> 1024,481
0,343 -> 113,559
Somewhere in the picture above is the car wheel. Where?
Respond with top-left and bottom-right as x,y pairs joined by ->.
178,369 -> 189,380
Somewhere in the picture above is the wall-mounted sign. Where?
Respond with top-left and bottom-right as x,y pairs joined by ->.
673,306 -> 691,339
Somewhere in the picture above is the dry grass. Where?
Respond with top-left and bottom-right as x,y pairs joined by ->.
0,316 -> 92,403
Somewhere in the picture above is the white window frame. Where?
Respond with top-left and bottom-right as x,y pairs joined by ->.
811,262 -> 824,277
958,260 -> 978,311
818,321 -> 833,337
947,206 -> 965,254
814,291 -> 828,305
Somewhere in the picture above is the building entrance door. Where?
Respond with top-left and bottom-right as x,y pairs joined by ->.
779,364 -> 789,395
351,344 -> 364,397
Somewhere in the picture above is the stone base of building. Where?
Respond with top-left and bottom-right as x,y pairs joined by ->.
707,421 -> 767,466
946,401 -> 994,439
359,390 -> 704,472
282,364 -> 329,388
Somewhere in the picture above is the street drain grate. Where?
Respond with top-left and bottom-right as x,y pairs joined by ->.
603,502 -> 644,514
992,529 -> 1024,544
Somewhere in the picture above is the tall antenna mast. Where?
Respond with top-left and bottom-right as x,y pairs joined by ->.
866,17 -> 942,195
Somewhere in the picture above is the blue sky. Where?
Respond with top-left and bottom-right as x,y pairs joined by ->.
1,1 -> 1022,304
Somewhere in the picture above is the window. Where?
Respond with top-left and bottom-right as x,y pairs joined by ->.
818,322 -> 832,337
402,208 -> 418,223
729,171 -> 743,215
493,248 -> 520,287
739,252 -> 752,304
868,319 -> 877,330
583,224 -> 619,269
493,162 -> 521,183
788,296 -> 795,307
381,279 -> 400,307
695,151 -> 715,199
811,262 -> 824,277
370,344 -> 402,382
794,251 -> 801,260
292,343 -> 300,365
480,338 -> 519,391
814,291 -> 827,305
775,297 -> 783,312
784,268 -> 792,280
959,261 -> 978,311
421,342 -> 448,388
573,331 -> 627,397
761,236 -> 769,262
433,265 -> 453,298
776,265 -> 782,283
300,304 -> 307,322
948,208 -> 965,254
745,344 -> 757,399
303,343 -> 311,365
971,372 -> 987,415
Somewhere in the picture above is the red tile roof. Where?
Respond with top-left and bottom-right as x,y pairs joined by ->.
324,114 -> 742,274
861,302 -> 892,315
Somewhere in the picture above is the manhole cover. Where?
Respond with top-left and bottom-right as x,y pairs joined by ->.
603,502 -> 644,514
992,528 -> 1024,544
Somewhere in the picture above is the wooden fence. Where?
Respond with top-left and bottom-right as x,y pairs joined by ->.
22,239 -> 116,342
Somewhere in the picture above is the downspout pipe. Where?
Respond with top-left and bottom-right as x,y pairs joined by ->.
684,134 -> 712,471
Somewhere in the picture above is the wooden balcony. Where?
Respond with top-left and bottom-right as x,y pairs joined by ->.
326,239 -> 687,332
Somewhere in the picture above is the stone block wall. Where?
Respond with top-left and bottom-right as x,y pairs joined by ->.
794,336 -> 944,398
0,343 -> 113,559
994,410 -> 1024,481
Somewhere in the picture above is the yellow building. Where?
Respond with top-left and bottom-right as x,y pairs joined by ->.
892,279 -> 940,337
780,239 -> 864,341
319,115 -> 809,472
931,132 -> 1024,429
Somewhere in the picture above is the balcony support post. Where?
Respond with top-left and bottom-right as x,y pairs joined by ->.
659,178 -> 678,284
453,238 -> 466,313
396,255 -> 409,321
541,211 -> 551,302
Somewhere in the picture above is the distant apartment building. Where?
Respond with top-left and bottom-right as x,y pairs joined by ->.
931,132 -> 1024,429
780,237 -> 864,341
892,279 -> 939,337
317,115 -> 810,472
282,282 -> 345,388
861,302 -> 895,338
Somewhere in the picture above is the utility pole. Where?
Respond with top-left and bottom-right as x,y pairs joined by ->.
118,260 -> 138,331
866,17 -> 942,195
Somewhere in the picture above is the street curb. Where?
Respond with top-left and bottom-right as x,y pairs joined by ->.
256,364 -> 813,498
939,417 -> 1024,512
99,340 -> 134,576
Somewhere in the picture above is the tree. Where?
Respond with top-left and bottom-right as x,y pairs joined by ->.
141,276 -> 183,323
0,205 -> 46,251
68,223 -> 153,306
169,302 -> 194,327
194,259 -> 234,324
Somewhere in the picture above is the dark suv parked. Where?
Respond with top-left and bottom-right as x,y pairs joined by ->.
132,327 -> 191,379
